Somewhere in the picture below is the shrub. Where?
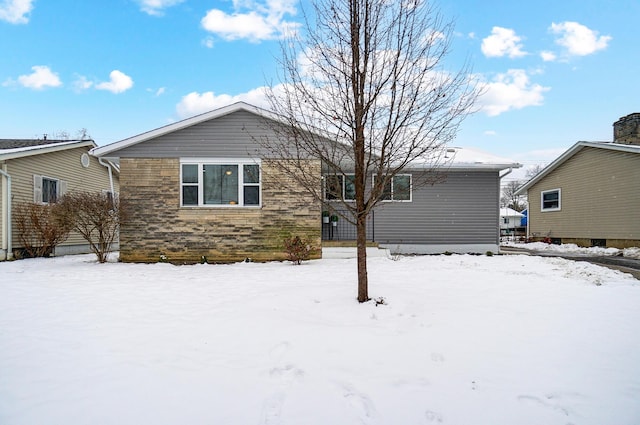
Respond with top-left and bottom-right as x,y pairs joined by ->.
14,202 -> 72,258
57,191 -> 127,263
283,235 -> 313,265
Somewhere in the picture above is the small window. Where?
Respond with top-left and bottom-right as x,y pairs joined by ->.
33,175 -> 66,204
541,188 -> 561,211
180,160 -> 261,207
324,174 -> 356,201
42,178 -> 58,203
374,174 -> 412,202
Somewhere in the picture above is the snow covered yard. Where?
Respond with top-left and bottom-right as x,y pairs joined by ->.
1,253 -> 639,425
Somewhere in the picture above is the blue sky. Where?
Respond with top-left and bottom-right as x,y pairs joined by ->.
1,0 -> 638,181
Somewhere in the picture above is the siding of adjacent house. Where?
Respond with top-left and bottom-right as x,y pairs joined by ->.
3,146 -> 118,253
527,146 -> 640,245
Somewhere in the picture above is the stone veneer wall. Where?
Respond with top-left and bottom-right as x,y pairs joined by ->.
119,158 -> 322,263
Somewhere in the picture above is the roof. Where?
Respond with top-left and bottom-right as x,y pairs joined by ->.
500,207 -> 524,217
515,141 -> 640,195
439,146 -> 521,171
0,139 -> 96,161
91,101 -> 520,172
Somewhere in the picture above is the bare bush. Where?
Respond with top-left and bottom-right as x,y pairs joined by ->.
58,192 -> 126,263
283,235 -> 314,265
14,202 -> 72,258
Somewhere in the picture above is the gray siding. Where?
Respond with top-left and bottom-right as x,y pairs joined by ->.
327,171 -> 500,245
375,171 -> 499,245
115,110 -> 279,158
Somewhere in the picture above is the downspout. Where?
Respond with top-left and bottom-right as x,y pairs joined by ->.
98,157 -> 115,194
0,166 -> 12,260
497,168 -> 513,250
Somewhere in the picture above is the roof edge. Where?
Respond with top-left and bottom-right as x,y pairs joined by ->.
0,140 -> 96,161
515,141 -> 640,195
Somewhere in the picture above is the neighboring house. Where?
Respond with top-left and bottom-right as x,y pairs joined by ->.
92,102 -> 520,263
499,207 -> 525,238
515,113 -> 640,248
0,139 -> 119,260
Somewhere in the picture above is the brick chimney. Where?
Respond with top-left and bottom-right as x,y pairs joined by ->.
613,113 -> 640,145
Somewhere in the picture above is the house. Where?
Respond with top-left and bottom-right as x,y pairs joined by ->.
499,207 -> 525,239
92,102 -> 520,263
325,147 -> 521,254
0,138 -> 119,260
515,113 -> 640,248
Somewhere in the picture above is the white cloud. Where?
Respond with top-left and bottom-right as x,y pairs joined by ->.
15,65 -> 62,90
72,75 -> 94,91
484,130 -> 497,136
201,36 -> 215,48
201,0 -> 300,43
95,70 -> 134,94
550,21 -> 611,56
478,69 -> 550,116
176,87 -> 271,118
481,27 -> 527,58
136,0 -> 184,16
0,0 -> 34,24
540,51 -> 557,62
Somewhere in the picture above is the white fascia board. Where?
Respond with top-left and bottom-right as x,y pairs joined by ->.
514,141 -> 640,196
0,140 -> 95,161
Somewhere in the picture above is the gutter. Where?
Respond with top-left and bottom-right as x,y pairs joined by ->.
499,167 -> 513,179
0,166 -> 12,260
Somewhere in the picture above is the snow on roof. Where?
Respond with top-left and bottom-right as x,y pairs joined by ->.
406,146 -> 521,171
445,146 -> 519,167
500,207 -> 524,217
0,139 -> 95,160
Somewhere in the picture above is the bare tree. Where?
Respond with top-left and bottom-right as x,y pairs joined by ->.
525,164 -> 545,179
264,0 -> 478,302
58,192 -> 126,263
501,180 -> 526,211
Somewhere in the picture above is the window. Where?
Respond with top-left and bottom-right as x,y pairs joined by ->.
541,188 -> 561,211
374,174 -> 412,202
181,160 -> 261,207
33,175 -> 66,204
324,174 -> 355,201
42,178 -> 58,203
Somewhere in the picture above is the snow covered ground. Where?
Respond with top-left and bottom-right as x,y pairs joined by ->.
1,251 -> 639,425
502,241 -> 640,259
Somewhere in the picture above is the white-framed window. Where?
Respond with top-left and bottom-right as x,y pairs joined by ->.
33,175 -> 66,204
324,174 -> 355,201
541,188 -> 561,211
180,159 -> 261,207
374,174 -> 412,202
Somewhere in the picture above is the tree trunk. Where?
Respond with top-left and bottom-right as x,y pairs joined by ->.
356,212 -> 369,302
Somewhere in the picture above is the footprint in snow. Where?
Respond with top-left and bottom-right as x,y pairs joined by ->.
425,410 -> 443,423
340,382 -> 376,424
